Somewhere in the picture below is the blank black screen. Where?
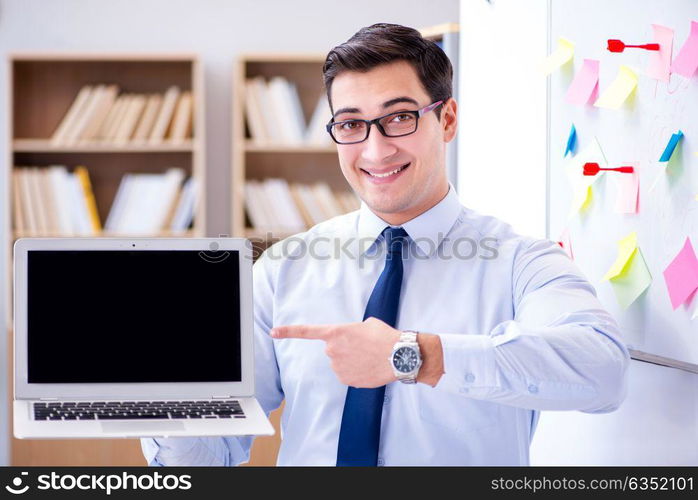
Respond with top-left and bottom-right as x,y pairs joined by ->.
27,250 -> 241,383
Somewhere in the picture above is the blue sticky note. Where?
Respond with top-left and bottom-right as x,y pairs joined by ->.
659,130 -> 684,162
564,124 -> 577,157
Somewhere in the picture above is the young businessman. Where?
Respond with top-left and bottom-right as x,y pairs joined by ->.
142,23 -> 629,466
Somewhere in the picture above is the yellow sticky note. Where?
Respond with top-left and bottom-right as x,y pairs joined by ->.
565,137 -> 608,218
609,248 -> 652,309
569,185 -> 592,217
594,65 -> 638,109
603,231 -> 638,281
541,37 -> 575,75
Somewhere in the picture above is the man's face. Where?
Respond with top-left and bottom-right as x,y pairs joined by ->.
330,60 -> 457,224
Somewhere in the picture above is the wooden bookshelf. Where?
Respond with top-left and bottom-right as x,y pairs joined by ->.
6,52 -> 206,466
231,53 -> 355,240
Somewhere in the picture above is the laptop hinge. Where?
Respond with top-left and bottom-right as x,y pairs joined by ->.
39,397 -> 59,401
211,395 -> 233,399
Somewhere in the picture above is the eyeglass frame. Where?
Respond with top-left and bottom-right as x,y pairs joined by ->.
325,99 -> 445,145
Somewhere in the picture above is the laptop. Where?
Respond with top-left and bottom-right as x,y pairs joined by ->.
13,237 -> 274,439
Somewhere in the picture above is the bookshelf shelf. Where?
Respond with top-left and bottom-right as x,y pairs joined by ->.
243,141 -> 336,154
13,139 -> 196,153
5,52 -> 206,467
232,53 -> 357,240
13,229 -> 195,240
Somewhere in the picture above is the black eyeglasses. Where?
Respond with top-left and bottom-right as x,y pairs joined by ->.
326,100 -> 444,145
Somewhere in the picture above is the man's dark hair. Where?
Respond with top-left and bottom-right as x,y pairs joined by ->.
323,23 -> 453,118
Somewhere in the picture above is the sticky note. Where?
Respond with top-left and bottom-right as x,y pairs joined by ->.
541,37 -> 575,75
565,137 -> 608,217
663,237 -> 698,310
649,162 -> 669,192
609,248 -> 652,309
594,65 -> 638,109
564,124 -> 577,157
670,20 -> 698,77
614,164 -> 639,214
647,24 -> 674,82
558,228 -> 573,260
659,130 -> 683,161
603,232 -> 638,281
566,59 -> 600,105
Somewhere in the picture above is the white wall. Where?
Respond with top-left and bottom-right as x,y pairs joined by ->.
0,0 -> 459,466
458,0 -> 548,238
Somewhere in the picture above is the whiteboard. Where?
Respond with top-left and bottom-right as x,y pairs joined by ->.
548,0 -> 698,366
534,0 -> 698,466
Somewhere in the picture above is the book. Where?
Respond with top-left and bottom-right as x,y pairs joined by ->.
47,166 -> 76,235
79,84 -> 120,142
252,78 -> 284,143
132,94 -> 162,142
149,86 -> 181,143
101,95 -> 131,142
114,94 -> 147,144
267,77 -> 304,145
244,78 -> 269,143
37,167 -> 59,233
65,85 -> 110,145
264,178 -> 305,232
244,180 -> 269,230
312,182 -> 343,219
17,169 -> 37,233
74,166 -> 101,232
168,91 -> 193,143
12,171 -> 25,233
170,177 -> 197,232
306,94 -> 333,145
50,85 -> 93,146
104,174 -> 132,232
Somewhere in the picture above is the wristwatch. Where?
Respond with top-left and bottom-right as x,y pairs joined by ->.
389,331 -> 422,384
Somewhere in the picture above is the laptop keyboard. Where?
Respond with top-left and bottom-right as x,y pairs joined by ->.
33,400 -> 245,421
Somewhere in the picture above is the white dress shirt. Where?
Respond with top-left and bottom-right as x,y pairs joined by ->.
142,185 -> 629,466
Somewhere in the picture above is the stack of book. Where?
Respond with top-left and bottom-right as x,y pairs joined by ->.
50,85 -> 193,146
244,76 -> 332,146
12,166 -> 197,236
244,178 -> 360,234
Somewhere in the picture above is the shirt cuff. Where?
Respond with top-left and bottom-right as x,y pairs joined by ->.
141,438 -> 163,466
434,333 -> 497,395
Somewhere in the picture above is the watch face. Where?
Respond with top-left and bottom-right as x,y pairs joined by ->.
393,346 -> 419,373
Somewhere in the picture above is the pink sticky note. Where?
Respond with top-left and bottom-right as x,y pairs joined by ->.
558,228 -> 573,260
647,24 -> 674,82
663,237 -> 698,310
671,20 -> 698,77
566,59 -> 600,105
614,165 -> 639,214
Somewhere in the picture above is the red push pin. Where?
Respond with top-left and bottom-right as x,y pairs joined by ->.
583,162 -> 635,176
607,39 -> 660,52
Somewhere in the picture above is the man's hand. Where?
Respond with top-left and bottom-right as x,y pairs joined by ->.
270,317 -> 400,388
270,317 -> 445,388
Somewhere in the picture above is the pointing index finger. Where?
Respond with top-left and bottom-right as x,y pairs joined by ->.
270,324 -> 333,341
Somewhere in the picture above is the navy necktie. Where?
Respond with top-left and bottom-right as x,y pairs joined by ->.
336,226 -> 408,466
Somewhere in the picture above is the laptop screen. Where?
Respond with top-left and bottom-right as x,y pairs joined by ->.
26,250 -> 241,384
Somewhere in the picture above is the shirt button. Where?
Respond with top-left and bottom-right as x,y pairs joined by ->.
383,395 -> 390,405
528,384 -> 539,394
465,373 -> 475,383
377,458 -> 384,466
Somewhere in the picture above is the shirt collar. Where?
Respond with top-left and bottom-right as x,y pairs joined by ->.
356,183 -> 462,257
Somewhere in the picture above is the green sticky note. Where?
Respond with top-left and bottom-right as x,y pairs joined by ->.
609,248 -> 652,309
